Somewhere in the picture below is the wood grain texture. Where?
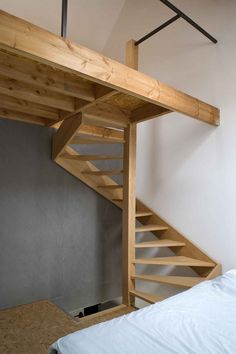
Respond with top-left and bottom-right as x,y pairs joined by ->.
52,113 -> 82,159
135,239 -> 185,248
133,256 -> 215,267
129,290 -> 164,304
0,10 -> 220,125
132,275 -> 204,287
122,123 -> 137,306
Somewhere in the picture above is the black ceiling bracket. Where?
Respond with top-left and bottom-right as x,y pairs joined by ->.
135,0 -> 217,46
61,0 -> 68,38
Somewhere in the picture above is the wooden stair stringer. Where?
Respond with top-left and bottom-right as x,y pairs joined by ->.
54,146 -> 221,280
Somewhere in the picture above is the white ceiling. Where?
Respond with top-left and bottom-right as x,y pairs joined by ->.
0,0 -> 126,51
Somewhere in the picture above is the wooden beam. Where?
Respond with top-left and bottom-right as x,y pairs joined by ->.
0,107 -> 47,125
82,102 -> 130,128
52,113 -> 82,159
0,75 -> 75,112
0,93 -> 59,120
78,124 -> 124,141
0,10 -> 220,125
131,103 -> 171,123
126,39 -> 139,70
52,122 -> 125,141
122,123 -> 136,306
0,50 -> 95,101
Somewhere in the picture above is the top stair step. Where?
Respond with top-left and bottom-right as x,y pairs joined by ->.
130,290 -> 165,304
133,256 -> 215,267
136,224 -> 168,232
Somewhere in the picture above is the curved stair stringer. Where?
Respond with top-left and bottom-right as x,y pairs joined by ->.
54,146 -> 221,300
53,119 -> 221,306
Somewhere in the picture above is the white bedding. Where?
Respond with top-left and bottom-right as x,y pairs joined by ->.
49,271 -> 236,354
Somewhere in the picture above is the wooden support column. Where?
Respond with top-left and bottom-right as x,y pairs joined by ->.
122,39 -> 138,305
122,122 -> 136,306
125,39 -> 139,70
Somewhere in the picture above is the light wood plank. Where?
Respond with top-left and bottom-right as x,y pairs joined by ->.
0,107 -> 46,125
61,153 -> 123,161
131,103 -> 171,123
97,185 -> 123,189
71,136 -> 125,144
132,275 -> 204,287
122,123 -> 137,306
0,10 -> 220,125
78,124 -> 124,141
0,75 -> 75,112
126,39 -> 139,70
0,50 -> 95,101
206,264 -> 222,279
136,211 -> 152,217
136,224 -> 168,232
82,169 -> 123,176
129,290 -> 164,304
52,113 -> 82,159
135,239 -> 185,248
133,256 -> 215,267
0,93 -> 59,120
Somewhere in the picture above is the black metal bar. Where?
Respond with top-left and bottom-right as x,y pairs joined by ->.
135,14 -> 180,46
61,0 -> 68,38
159,0 -> 217,43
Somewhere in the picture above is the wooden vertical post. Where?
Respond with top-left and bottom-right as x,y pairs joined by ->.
122,123 -> 136,305
122,39 -> 138,306
125,39 -> 139,70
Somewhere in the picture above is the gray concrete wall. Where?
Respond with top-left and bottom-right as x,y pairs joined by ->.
0,119 -> 122,312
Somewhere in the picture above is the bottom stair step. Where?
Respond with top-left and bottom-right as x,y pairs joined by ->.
130,290 -> 165,304
132,275 -> 205,287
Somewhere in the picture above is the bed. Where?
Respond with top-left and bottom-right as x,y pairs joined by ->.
49,271 -> 236,354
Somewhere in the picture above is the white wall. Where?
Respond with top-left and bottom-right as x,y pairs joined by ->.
104,0 -> 236,272
0,0 -> 235,276
0,0 -> 126,52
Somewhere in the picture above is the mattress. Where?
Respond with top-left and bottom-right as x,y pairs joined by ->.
49,270 -> 236,354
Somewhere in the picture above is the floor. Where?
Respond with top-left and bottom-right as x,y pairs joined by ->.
0,300 -> 135,354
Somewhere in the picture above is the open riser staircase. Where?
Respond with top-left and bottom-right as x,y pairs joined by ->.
52,116 -> 221,307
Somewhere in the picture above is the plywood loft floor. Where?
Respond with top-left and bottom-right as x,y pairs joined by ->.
0,300 -> 135,354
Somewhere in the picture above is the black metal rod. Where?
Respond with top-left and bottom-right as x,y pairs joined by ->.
61,0 -> 68,38
159,0 -> 217,43
135,14 -> 180,46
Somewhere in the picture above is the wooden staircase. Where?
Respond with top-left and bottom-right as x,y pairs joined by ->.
52,117 -> 221,307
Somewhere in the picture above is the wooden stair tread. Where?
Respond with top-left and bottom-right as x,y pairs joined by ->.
98,185 -> 123,189
136,211 -> 153,217
112,199 -> 123,202
130,290 -> 165,304
61,153 -> 123,161
133,256 -> 215,267
71,136 -> 125,144
135,239 -> 185,248
82,169 -> 123,176
136,224 -> 168,232
132,275 -> 205,287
